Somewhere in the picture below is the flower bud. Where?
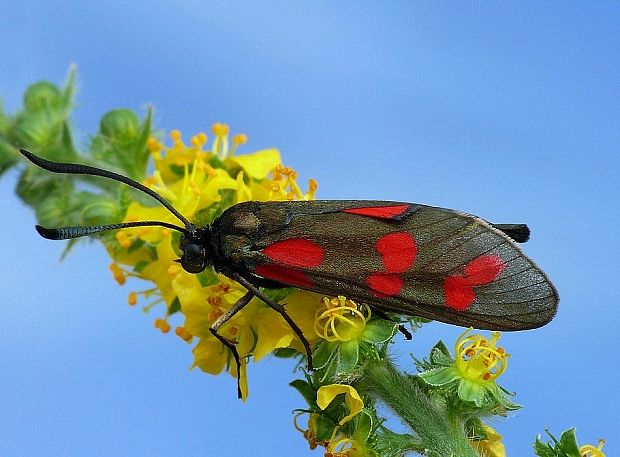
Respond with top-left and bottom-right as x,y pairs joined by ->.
23,82 -> 62,112
12,114 -> 55,147
99,109 -> 140,142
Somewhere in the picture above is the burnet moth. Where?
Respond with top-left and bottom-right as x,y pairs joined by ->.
20,148 -> 558,397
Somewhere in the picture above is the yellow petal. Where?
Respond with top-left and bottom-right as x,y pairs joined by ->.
317,384 -> 364,425
192,335 -> 228,375
251,306 -> 295,361
471,425 -> 506,457
226,148 -> 281,179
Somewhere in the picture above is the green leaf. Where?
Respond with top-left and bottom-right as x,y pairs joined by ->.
418,367 -> 459,386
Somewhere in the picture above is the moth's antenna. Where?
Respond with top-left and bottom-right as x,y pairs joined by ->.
36,221 -> 188,240
19,149 -> 192,228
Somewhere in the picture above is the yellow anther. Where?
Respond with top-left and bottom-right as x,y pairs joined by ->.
208,296 -> 222,306
115,231 -> 132,249
128,292 -> 137,306
208,309 -> 223,322
191,132 -> 208,148
109,263 -> 126,285
232,133 -> 248,145
175,326 -> 193,342
170,129 -> 182,141
308,178 -> 318,193
154,318 -> 171,333
211,122 -> 229,136
142,176 -> 157,187
146,137 -> 162,152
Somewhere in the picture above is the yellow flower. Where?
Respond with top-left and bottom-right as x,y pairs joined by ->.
471,425 -> 506,457
455,328 -> 509,383
104,125 -> 319,397
314,296 -> 371,343
580,439 -> 606,457
317,384 -> 364,425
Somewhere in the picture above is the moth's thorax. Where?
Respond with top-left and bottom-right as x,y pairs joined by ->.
210,202 -> 270,271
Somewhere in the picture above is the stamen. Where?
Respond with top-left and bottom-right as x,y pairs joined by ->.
154,318 -> 171,333
175,326 -> 193,342
128,292 -> 137,306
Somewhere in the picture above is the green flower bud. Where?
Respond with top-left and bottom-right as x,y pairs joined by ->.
12,113 -> 56,147
80,194 -> 119,225
99,109 -> 140,142
24,82 -> 61,112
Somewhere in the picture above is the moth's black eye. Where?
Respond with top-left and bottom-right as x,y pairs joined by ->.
181,242 -> 208,273
185,243 -> 202,260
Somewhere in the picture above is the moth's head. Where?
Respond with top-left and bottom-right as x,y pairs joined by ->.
179,227 -> 212,273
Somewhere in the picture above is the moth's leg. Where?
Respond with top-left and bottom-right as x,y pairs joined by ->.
209,290 -> 254,398
369,306 -> 412,340
230,273 -> 314,371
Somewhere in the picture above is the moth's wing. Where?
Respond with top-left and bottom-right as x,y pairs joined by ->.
237,200 -> 558,331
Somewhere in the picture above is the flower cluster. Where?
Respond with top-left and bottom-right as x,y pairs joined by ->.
104,125 -> 321,399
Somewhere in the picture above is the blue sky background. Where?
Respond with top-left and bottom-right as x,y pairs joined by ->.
1,2 -> 618,455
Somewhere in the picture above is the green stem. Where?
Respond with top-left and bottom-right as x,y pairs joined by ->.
362,358 -> 478,457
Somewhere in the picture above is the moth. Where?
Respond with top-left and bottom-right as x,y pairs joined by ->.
20,149 -> 558,396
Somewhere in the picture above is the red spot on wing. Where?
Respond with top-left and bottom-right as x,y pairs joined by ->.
375,232 -> 417,273
255,264 -> 315,289
367,273 -> 403,297
444,276 -> 476,311
261,238 -> 324,268
444,255 -> 505,311
342,204 -> 410,219
463,254 -> 504,286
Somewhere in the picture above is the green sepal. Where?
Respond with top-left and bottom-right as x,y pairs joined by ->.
271,347 -> 299,359
534,428 -> 583,457
0,140 -> 18,177
363,319 -> 397,343
196,269 -> 219,287
263,287 -> 295,303
314,415 -> 337,443
312,341 -> 338,371
336,340 -> 360,374
457,379 -> 487,407
133,261 -> 150,273
418,367 -> 459,386
429,340 -> 453,365
465,417 -> 488,441
168,297 -> 181,315
289,379 -> 316,407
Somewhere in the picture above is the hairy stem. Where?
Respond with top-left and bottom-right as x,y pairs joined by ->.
362,358 -> 478,457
